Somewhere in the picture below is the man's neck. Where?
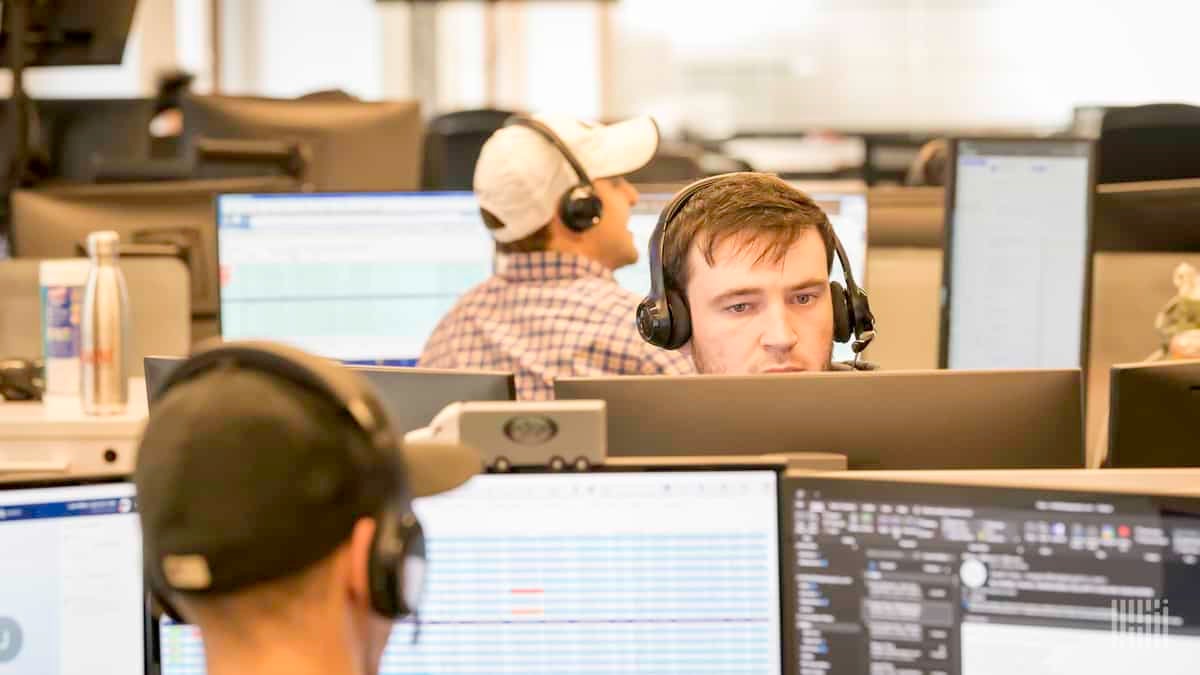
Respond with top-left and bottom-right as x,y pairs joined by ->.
203,620 -> 368,675
546,239 -> 612,271
207,645 -> 364,675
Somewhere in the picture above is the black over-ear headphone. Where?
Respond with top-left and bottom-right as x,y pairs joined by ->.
146,341 -> 425,622
636,173 -> 877,353
504,116 -> 603,233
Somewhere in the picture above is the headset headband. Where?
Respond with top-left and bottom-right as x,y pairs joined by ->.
504,116 -> 594,189
647,173 -> 866,303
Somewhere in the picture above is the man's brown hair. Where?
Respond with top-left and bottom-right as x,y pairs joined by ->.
482,209 -> 551,254
662,173 -> 836,294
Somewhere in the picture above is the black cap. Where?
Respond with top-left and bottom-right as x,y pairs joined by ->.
136,365 -> 393,593
136,340 -> 482,596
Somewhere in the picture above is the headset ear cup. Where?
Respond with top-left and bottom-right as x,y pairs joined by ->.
366,516 -> 400,618
665,290 -> 692,350
830,281 -> 852,344
561,188 -> 602,232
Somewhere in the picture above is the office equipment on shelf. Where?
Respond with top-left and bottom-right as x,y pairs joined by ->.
0,1 -> 139,188
782,470 -> 1200,674
406,399 -> 607,471
0,377 -> 147,482
1,257 -> 191,377
155,467 -> 786,675
618,187 -> 869,363
1107,359 -> 1200,468
145,356 -> 515,436
941,138 -> 1095,370
0,478 -> 143,673
0,98 -> 155,185
215,191 -> 492,363
555,368 -> 1085,469
182,95 -> 423,191
10,176 -> 297,340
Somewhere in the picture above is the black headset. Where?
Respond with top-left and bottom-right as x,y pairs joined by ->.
146,341 -> 425,622
636,173 -> 877,354
503,116 -> 603,233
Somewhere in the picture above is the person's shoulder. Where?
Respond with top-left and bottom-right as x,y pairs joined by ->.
574,277 -> 643,314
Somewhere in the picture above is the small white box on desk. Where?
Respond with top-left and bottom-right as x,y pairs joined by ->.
0,378 -> 147,483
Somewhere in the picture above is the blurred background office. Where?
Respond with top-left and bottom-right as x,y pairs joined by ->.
2,0 -> 1200,467
11,0 -> 1200,137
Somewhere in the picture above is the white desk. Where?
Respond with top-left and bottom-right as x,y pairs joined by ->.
0,378 -> 147,482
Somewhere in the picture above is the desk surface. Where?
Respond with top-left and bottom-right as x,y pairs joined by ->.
0,377 -> 147,439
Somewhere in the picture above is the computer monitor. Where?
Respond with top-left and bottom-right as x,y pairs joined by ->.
144,355 -> 515,435
1094,178 -> 1200,252
782,473 -> 1200,673
182,95 -> 423,191
617,188 -> 869,363
216,192 -> 493,363
1108,359 -> 1200,468
554,369 -> 1084,469
0,98 -> 155,184
612,190 -> 674,302
0,478 -> 144,673
9,176 -> 299,321
941,138 -> 1095,370
155,468 -> 785,674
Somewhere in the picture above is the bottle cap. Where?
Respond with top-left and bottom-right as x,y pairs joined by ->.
86,230 -> 120,259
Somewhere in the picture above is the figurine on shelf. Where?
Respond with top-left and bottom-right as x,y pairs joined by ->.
1151,262 -> 1200,360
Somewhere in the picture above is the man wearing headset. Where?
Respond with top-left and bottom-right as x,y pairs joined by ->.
419,114 -> 693,399
136,341 -> 478,675
637,172 -> 876,374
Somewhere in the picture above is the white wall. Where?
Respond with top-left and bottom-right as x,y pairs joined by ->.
611,0 -> 1200,132
219,0 -> 384,100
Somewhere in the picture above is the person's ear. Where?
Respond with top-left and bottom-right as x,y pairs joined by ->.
345,517 -> 378,611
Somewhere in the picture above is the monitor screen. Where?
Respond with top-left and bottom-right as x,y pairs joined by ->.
159,469 -> 784,674
784,477 -> 1200,674
943,139 -> 1094,369
217,192 -> 494,365
618,190 -> 869,363
0,480 -> 143,674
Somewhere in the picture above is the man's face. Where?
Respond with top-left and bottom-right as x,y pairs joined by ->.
684,228 -> 834,374
587,177 -> 640,270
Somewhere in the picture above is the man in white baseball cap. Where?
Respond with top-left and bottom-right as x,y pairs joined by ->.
419,114 -> 693,399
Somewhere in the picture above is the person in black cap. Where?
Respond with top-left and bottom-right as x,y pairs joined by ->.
135,341 -> 478,675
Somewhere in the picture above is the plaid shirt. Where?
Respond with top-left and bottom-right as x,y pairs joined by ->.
419,251 -> 694,399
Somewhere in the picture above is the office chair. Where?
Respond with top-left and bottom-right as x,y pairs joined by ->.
422,108 -> 515,190
1098,103 -> 1200,183
625,141 -> 707,183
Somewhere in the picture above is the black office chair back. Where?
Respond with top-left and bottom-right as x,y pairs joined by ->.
1099,103 -> 1200,183
422,109 -> 515,190
625,141 -> 707,183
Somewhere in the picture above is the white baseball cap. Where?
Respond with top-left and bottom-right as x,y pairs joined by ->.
474,114 -> 660,243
